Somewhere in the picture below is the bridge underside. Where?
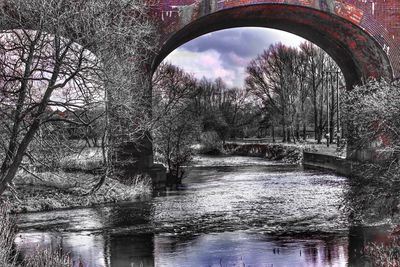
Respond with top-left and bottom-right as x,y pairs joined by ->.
153,4 -> 393,90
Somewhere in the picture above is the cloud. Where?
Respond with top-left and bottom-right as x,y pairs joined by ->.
164,49 -> 237,87
163,27 -> 306,88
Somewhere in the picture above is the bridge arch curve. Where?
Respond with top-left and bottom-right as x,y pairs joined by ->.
152,3 -> 393,89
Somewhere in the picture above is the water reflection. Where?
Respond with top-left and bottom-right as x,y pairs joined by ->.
109,234 -> 154,267
154,232 -> 348,267
13,156 -> 391,266
16,231 -> 352,267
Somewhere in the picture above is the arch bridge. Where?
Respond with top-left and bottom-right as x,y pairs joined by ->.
150,0 -> 399,88
1,1 -> 399,184
142,0 -> 400,183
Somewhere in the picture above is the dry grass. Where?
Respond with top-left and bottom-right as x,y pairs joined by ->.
22,247 -> 71,267
59,147 -> 103,171
365,227 -> 400,267
7,145 -> 153,213
0,203 -> 17,267
0,203 -> 74,267
9,170 -> 153,213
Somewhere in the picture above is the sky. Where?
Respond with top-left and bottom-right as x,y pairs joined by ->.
163,27 -> 306,88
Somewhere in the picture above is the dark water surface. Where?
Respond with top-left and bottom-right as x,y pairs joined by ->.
15,156 -> 387,266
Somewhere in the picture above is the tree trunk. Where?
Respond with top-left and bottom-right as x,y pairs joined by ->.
296,114 -> 300,141
301,99 -> 307,141
272,123 -> 275,143
0,35 -> 38,175
0,35 -> 67,195
282,105 -> 287,142
0,118 -> 41,194
292,126 -> 297,144
312,77 -> 319,143
318,80 -> 324,144
286,126 -> 291,143
330,76 -> 335,144
281,120 -> 286,143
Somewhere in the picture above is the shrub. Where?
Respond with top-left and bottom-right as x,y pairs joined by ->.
199,131 -> 223,155
342,79 -> 400,155
365,226 -> 400,267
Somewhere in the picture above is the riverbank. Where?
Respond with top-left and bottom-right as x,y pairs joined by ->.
222,142 -> 305,164
1,147 -> 153,214
220,140 -> 351,174
3,170 -> 152,214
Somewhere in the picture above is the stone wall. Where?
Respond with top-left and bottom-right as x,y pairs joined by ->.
223,143 -> 302,164
303,151 -> 353,176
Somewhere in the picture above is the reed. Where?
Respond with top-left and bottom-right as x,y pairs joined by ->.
0,202 -> 75,267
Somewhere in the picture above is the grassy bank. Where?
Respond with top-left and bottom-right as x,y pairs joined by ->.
1,146 -> 153,214
4,170 -> 152,214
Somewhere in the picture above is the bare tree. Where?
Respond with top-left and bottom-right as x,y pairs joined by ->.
152,63 -> 200,182
247,42 -> 344,144
0,0 -> 158,195
0,29 -> 104,195
246,43 -> 300,142
300,42 -> 325,143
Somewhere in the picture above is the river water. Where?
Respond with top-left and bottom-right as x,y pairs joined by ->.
15,156 -> 388,266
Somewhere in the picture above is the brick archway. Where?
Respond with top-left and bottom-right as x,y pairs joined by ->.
151,3 -> 393,89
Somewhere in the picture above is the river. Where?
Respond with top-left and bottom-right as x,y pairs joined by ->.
15,156 -> 388,266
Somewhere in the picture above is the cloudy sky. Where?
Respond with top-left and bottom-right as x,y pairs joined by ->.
163,27 -> 306,88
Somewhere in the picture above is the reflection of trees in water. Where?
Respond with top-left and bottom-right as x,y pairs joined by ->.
304,243 -> 319,264
343,163 -> 400,225
108,233 -> 154,267
100,201 -> 156,266
105,202 -> 153,229
302,239 -> 347,266
323,239 -> 342,265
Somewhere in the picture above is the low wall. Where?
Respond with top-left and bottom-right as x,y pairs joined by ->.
223,142 -> 302,164
222,142 -> 361,177
303,152 -> 353,176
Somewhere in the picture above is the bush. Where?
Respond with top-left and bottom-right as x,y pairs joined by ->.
202,110 -> 229,142
341,79 -> 400,226
342,79 -> 400,153
198,131 -> 223,155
